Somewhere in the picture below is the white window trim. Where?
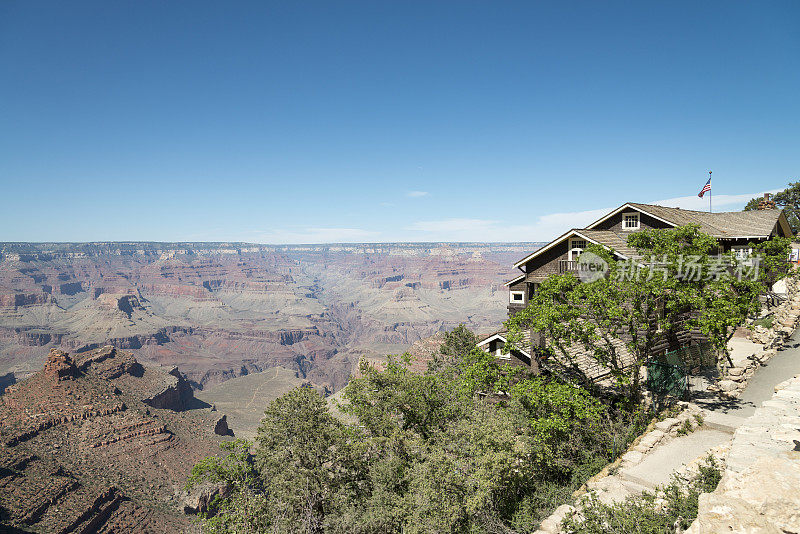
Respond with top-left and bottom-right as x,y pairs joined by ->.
622,212 -> 640,231
568,238 -> 587,261
509,291 -> 525,304
495,347 -> 511,360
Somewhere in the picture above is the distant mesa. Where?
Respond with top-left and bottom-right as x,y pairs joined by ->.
0,240 -> 541,394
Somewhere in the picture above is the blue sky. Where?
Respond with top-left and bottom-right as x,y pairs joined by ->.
1,1 -> 798,243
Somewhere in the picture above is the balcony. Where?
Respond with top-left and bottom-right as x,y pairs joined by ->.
559,259 -> 578,273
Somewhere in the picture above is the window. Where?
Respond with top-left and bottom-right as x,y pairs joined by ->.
732,246 -> 754,265
732,246 -> 752,260
569,238 -> 587,261
622,212 -> 640,230
509,291 -> 524,304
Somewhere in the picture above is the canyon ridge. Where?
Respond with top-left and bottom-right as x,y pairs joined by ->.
0,242 -> 539,397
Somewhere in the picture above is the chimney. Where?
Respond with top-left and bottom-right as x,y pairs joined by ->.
758,193 -> 776,210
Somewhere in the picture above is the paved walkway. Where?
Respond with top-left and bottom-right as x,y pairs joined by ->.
620,428 -> 730,489
618,332 -> 800,490
699,333 -> 800,431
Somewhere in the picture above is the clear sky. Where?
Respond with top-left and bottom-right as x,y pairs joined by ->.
1,1 -> 798,243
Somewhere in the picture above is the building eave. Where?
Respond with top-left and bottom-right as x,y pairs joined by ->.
512,229 -> 581,269
503,274 -> 526,287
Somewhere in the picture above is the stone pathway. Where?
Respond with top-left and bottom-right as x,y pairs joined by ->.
535,284 -> 800,533
616,332 -> 800,492
686,373 -> 800,532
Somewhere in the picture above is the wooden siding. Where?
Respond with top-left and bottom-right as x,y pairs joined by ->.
522,240 -> 570,283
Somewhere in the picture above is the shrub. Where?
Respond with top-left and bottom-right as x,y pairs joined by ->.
561,456 -> 722,534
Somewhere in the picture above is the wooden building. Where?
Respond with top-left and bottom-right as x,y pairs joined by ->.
481,197 -> 792,381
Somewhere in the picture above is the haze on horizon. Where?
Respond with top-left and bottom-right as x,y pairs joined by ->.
1,1 -> 798,243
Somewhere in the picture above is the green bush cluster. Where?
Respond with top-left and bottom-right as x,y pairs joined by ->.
187,327 -> 648,533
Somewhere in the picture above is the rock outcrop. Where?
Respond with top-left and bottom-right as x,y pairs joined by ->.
182,482 -> 230,514
0,346 -> 228,532
142,366 -> 196,411
686,456 -> 800,533
42,348 -> 79,381
214,414 -> 234,436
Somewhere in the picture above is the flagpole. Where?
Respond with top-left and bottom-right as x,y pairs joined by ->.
708,170 -> 712,213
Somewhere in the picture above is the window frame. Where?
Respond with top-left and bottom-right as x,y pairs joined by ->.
568,238 -> 587,261
509,290 -> 525,304
731,245 -> 752,260
622,212 -> 641,231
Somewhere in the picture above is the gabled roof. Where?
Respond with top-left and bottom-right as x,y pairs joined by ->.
476,331 -> 532,359
586,203 -> 677,230
513,202 -> 790,272
512,229 -> 632,269
578,229 -> 639,259
503,273 -> 526,287
589,203 -> 786,239
479,330 -> 635,382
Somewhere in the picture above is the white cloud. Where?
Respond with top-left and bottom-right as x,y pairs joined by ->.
407,190 -> 429,198
248,227 -> 379,244
405,206 -> 617,241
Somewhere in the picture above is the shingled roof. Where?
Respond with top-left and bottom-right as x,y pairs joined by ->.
511,202 -> 789,274
626,203 -> 784,238
578,229 -> 640,259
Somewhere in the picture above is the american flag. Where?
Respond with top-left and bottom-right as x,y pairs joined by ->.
698,177 -> 712,198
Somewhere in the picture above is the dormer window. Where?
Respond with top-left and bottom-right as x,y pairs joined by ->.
622,212 -> 640,230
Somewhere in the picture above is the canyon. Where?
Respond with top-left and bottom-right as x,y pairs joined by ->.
0,242 -> 538,395
0,241 -> 541,529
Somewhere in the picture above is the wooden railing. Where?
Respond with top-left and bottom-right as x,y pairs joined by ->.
559,259 -> 577,272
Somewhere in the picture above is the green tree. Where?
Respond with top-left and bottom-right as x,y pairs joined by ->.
429,324 -> 479,372
772,180 -> 800,232
254,386 -> 365,533
743,196 -> 761,211
405,403 -> 534,533
505,244 -> 675,403
456,346 -> 528,397
189,339 -> 651,533
752,236 -> 793,288
186,439 -> 268,533
627,225 -> 765,366
344,354 -> 467,440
